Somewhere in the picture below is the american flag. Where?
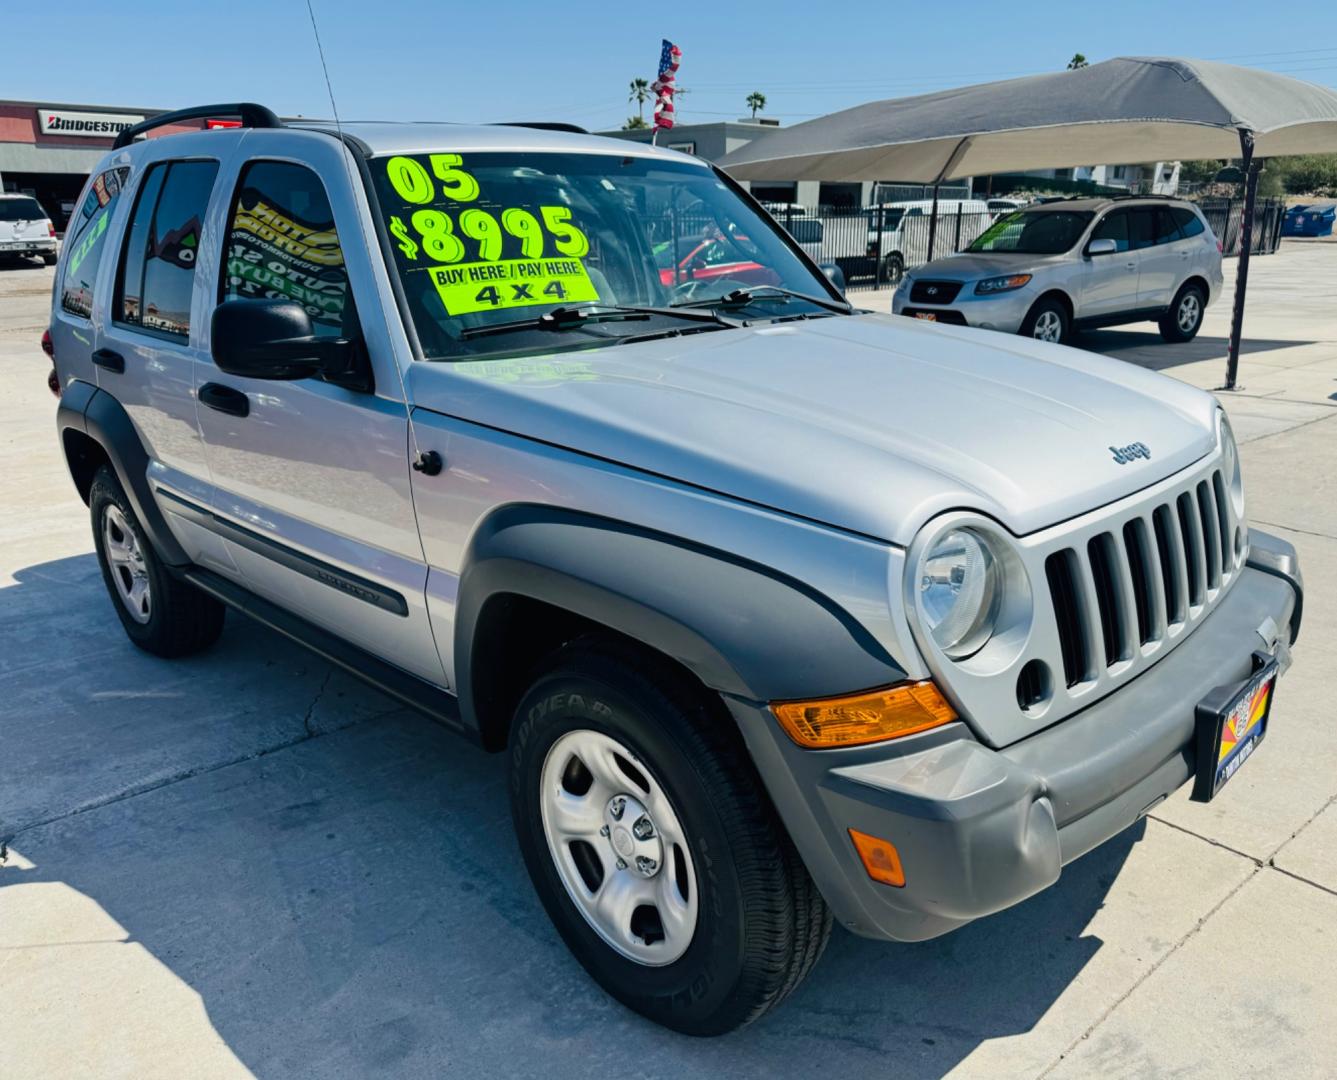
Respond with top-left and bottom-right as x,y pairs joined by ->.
651,39 -> 682,130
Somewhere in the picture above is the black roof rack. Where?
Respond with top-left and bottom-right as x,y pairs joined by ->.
496,121 -> 590,135
112,103 -> 282,150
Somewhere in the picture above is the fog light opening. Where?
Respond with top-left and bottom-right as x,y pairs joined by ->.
1015,659 -> 1052,714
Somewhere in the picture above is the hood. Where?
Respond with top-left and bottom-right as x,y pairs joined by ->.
408,314 -> 1217,546
905,251 -> 1065,282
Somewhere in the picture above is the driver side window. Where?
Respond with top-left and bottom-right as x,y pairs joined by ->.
221,160 -> 357,339
1091,211 -> 1131,253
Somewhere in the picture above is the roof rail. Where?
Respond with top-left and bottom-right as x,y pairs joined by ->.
496,121 -> 590,135
112,103 -> 282,150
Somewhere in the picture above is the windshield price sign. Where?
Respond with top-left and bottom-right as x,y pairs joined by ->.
380,154 -> 599,315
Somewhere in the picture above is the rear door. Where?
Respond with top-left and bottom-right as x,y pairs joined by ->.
98,141 -> 237,574
1135,207 -> 1184,308
1080,209 -> 1140,316
192,130 -> 445,685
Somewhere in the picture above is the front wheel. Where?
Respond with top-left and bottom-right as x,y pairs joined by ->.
509,639 -> 831,1035
1160,283 -> 1206,342
1021,296 -> 1070,344
882,252 -> 904,285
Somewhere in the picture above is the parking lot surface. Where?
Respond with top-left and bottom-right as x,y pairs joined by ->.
3,244 -> 1335,1079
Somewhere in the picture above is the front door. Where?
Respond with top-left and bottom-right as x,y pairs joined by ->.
193,134 -> 446,686
1080,209 -> 1141,317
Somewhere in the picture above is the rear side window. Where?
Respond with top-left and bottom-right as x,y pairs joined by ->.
1127,209 -> 1156,250
1171,207 -> 1205,238
60,167 -> 128,318
220,160 -> 353,338
1151,208 -> 1182,246
116,160 -> 219,338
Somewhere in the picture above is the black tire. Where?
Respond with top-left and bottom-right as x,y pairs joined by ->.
1159,282 -> 1206,342
882,252 -> 904,285
42,253 -> 58,266
89,466 -> 225,658
1020,295 -> 1070,344
509,638 -> 831,1035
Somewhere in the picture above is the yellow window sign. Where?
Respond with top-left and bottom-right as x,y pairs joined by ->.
429,258 -> 599,315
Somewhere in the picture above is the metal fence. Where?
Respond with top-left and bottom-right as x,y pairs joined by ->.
765,196 -> 1288,287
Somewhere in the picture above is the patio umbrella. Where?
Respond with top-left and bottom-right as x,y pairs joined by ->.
718,57 -> 1337,388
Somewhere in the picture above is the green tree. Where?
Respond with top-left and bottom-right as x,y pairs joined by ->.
1067,53 -> 1089,69
1180,159 -> 1226,186
628,78 -> 652,124
746,91 -> 767,120
622,115 -> 649,131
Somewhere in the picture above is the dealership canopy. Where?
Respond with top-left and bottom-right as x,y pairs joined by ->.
716,57 -> 1337,182
719,57 -> 1337,389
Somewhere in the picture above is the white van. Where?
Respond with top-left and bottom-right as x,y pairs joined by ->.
865,199 -> 992,283
0,194 -> 59,265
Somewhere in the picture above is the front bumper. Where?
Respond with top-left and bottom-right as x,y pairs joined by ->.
891,282 -> 1035,333
729,530 -> 1302,942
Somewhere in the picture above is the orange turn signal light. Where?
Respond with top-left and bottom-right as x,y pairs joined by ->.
849,829 -> 906,887
770,681 -> 956,749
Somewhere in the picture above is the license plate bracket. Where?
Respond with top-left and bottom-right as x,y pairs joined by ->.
1191,651 -> 1278,802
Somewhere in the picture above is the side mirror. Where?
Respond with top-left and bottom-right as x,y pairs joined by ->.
818,261 -> 846,294
1087,238 -> 1118,257
211,299 -> 359,385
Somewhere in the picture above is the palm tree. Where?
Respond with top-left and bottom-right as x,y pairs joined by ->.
629,78 -> 652,124
746,91 -> 767,120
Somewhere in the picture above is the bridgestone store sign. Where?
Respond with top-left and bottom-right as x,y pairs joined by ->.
38,109 -> 145,138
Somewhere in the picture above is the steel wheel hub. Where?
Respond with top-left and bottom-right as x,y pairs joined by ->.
540,729 -> 699,966
103,504 -> 151,624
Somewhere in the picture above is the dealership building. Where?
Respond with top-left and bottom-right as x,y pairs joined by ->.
0,99 -> 212,230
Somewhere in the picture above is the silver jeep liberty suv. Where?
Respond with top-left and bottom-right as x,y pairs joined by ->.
49,104 -> 1303,1035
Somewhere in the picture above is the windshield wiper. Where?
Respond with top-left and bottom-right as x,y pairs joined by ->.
672,285 -> 854,315
459,303 -> 740,340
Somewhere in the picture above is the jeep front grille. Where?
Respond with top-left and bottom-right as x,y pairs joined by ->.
1041,466 -> 1238,689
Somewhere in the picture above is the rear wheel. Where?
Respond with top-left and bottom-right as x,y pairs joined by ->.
90,466 -> 225,657
509,639 -> 831,1035
882,252 -> 905,285
1159,282 -> 1205,342
42,252 -> 58,266
1021,296 -> 1070,344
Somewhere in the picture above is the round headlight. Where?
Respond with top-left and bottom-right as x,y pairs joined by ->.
1220,414 -> 1244,516
916,528 -> 1003,658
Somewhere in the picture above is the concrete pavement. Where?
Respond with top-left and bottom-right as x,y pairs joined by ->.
2,242 -> 1334,1079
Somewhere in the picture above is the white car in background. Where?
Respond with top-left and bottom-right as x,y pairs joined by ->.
866,198 -> 993,283
0,194 -> 59,265
892,196 -> 1224,344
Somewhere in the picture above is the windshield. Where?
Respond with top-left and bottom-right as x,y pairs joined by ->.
0,197 -> 46,222
371,152 -> 836,361
968,210 -> 1094,254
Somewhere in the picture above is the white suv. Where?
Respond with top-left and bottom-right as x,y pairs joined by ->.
892,196 -> 1224,344
0,193 -> 59,265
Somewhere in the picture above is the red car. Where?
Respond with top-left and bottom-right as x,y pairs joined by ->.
656,236 -> 778,289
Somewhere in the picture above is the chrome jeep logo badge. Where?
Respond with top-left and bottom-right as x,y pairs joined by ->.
1110,442 -> 1151,465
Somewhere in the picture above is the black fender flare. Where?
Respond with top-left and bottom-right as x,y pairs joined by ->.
57,379 -> 189,566
454,504 -> 907,733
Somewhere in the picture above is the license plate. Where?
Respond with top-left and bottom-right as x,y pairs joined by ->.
914,312 -> 937,321
1191,654 -> 1278,801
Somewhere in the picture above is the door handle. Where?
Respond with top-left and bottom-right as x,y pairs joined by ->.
198,381 -> 250,418
91,348 -> 125,373
1126,262 -> 1137,270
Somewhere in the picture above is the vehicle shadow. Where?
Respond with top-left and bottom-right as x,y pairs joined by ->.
1075,330 -> 1312,371
1,554 -> 1141,1079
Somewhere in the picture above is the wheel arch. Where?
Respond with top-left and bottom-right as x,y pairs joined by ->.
1178,274 -> 1210,300
454,505 -> 907,752
57,379 -> 189,566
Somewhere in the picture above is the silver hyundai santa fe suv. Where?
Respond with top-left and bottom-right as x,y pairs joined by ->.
49,105 -> 1302,1035
893,196 -> 1224,344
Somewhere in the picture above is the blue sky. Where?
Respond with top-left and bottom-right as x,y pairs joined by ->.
6,0 -> 1337,132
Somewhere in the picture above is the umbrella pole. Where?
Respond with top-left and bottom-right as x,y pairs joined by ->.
927,183 -> 940,261
1224,129 -> 1257,391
